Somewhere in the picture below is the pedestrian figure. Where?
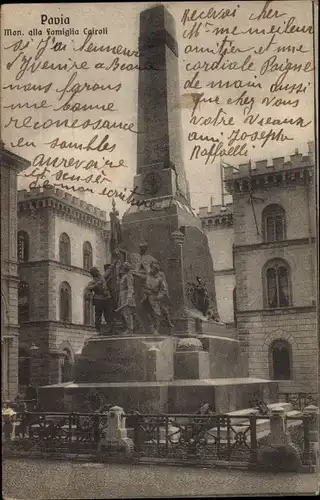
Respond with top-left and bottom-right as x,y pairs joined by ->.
2,402 -> 16,443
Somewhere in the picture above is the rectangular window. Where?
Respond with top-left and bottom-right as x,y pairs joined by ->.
266,268 -> 277,307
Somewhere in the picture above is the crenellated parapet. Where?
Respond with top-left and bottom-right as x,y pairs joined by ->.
17,187 -> 109,230
224,143 -> 315,195
198,203 -> 234,230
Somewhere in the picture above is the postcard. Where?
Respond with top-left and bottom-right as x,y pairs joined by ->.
1,1 -> 318,498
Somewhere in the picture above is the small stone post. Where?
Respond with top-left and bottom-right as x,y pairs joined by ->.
98,406 -> 134,457
302,405 -> 319,467
258,408 -> 301,472
267,408 -> 288,445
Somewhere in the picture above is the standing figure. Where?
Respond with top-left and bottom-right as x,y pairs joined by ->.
128,240 -> 158,329
133,261 -> 173,334
116,262 -> 136,335
108,249 -> 125,312
86,267 -> 113,335
128,240 -> 157,274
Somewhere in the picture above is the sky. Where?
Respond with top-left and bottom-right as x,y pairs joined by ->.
1,1 -> 316,216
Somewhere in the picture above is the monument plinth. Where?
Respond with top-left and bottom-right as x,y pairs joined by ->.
38,5 -> 278,415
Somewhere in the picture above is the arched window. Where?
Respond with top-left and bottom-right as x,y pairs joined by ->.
59,282 -> 72,322
18,348 -> 31,387
61,348 -> 73,383
262,204 -> 286,242
83,242 -> 93,271
17,230 -> 29,262
59,233 -> 71,265
264,259 -> 291,309
84,291 -> 94,326
269,339 -> 291,380
18,281 -> 30,322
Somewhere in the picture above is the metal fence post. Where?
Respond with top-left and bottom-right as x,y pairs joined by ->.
133,414 -> 141,454
68,413 -> 73,452
216,416 -> 221,460
302,414 -> 311,465
249,414 -> 258,468
165,416 -> 169,457
93,414 -> 100,451
301,405 -> 319,468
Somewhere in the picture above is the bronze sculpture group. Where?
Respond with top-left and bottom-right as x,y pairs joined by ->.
86,240 -> 173,336
85,200 -> 218,336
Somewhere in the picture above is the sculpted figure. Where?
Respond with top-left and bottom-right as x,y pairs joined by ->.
115,262 -> 136,335
128,240 -> 157,274
107,248 -> 125,311
187,276 -> 210,316
187,276 -> 220,322
133,261 -> 173,335
86,267 -> 114,335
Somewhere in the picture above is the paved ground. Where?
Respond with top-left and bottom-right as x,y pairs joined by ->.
2,458 -> 319,499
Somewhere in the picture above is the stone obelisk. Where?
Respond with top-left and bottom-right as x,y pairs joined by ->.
122,4 -> 219,334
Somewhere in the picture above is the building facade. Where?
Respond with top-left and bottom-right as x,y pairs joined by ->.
1,142 -> 30,400
198,203 -> 235,327
200,143 -> 317,394
17,187 -> 110,390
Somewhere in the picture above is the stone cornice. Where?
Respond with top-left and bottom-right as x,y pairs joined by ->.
0,143 -> 31,172
19,320 -> 95,331
237,305 -> 316,315
19,259 -> 94,277
233,237 -> 315,253
214,268 -> 235,276
1,273 -> 20,282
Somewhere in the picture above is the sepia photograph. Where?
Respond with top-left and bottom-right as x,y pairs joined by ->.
1,1 -> 319,498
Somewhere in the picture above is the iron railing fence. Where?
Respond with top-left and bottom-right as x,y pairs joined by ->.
2,411 -> 314,467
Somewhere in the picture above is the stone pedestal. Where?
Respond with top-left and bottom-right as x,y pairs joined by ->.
98,406 -> 134,457
302,405 -> 319,466
174,337 -> 209,379
174,351 -> 209,380
39,332 -> 278,414
74,335 -> 176,383
258,408 -> 301,472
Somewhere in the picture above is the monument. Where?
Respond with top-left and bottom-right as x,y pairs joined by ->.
38,5 -> 277,414
122,4 -> 220,334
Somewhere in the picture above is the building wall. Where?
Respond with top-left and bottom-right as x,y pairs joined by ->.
53,266 -> 92,324
54,216 -> 107,270
214,273 -> 236,325
235,242 -> 315,311
237,309 -> 317,393
206,227 -> 234,271
1,146 -> 30,400
228,151 -> 317,394
233,184 -> 315,247
18,208 -> 51,261
19,322 -> 94,386
17,188 -> 109,388
199,213 -> 235,324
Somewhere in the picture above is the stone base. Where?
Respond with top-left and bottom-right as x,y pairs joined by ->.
38,378 -> 278,414
74,335 -> 176,383
174,351 -> 209,379
73,333 -> 244,384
